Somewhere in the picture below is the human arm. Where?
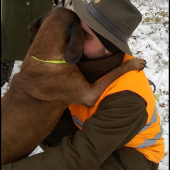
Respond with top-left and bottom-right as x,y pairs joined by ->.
1,91 -> 147,170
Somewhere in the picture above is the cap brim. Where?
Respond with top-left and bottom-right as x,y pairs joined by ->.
73,0 -> 132,56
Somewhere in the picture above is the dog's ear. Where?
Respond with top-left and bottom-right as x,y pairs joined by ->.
64,24 -> 84,64
28,12 -> 49,41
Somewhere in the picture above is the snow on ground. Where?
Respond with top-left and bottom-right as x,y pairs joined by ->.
1,0 -> 169,169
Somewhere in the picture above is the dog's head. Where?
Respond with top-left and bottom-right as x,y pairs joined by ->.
28,7 -> 84,64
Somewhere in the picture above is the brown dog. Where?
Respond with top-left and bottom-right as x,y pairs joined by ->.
1,7 -> 146,165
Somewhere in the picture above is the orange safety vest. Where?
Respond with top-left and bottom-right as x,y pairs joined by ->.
69,54 -> 165,163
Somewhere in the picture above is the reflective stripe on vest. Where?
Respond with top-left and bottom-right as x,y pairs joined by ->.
72,115 -> 83,128
138,107 -> 157,134
136,126 -> 163,149
72,107 -> 163,149
136,107 -> 163,149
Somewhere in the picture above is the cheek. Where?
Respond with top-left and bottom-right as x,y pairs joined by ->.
83,40 -> 93,54
83,39 -> 101,54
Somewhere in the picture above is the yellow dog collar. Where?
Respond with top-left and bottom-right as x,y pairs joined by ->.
31,55 -> 66,64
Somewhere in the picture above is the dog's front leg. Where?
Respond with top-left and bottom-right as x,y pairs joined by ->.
77,58 -> 146,108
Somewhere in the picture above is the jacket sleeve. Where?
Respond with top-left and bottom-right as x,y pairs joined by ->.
1,91 -> 148,170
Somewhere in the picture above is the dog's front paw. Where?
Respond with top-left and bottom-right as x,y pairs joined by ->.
125,58 -> 147,71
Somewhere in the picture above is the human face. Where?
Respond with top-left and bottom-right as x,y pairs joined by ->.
80,20 -> 112,60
